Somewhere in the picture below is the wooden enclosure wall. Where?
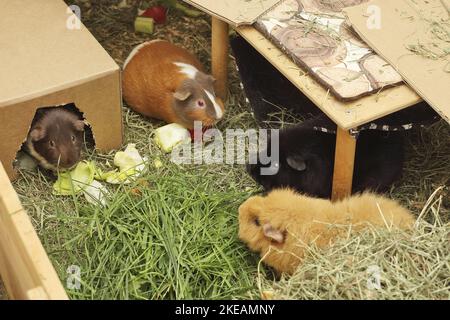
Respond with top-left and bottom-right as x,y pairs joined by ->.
0,162 -> 68,300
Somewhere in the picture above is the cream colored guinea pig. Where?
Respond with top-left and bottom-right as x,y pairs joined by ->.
238,189 -> 415,274
122,40 -> 225,129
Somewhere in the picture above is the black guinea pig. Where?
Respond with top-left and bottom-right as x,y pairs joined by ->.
25,107 -> 85,171
247,121 -> 405,198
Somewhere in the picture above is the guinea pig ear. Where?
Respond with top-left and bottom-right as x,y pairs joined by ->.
287,155 -> 306,171
263,223 -> 285,244
74,120 -> 85,132
173,89 -> 192,101
29,126 -> 45,142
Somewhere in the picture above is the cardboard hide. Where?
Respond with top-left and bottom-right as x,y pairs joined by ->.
344,0 -> 450,123
0,0 -> 123,180
254,0 -> 404,101
183,0 -> 281,27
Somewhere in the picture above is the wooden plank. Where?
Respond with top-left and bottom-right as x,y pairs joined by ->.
211,17 -> 229,100
25,286 -> 49,300
331,128 -> 357,201
0,162 -> 68,300
183,0 -> 280,27
236,26 -> 422,130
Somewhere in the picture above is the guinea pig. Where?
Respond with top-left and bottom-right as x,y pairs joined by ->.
238,189 -> 414,274
25,108 -> 85,171
122,40 -> 225,129
247,120 -> 405,198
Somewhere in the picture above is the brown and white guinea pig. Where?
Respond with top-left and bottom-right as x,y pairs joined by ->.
25,108 -> 85,171
238,189 -> 414,274
122,40 -> 225,129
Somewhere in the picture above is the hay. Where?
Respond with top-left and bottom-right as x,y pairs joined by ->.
404,0 -> 450,67
253,187 -> 450,300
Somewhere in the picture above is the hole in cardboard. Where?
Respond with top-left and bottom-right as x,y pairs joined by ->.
13,103 -> 95,173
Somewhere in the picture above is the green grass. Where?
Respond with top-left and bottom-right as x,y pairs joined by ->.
42,164 -> 262,299
0,280 -> 6,300
12,101 -> 267,300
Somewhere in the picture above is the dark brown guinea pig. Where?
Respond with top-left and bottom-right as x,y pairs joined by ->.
122,40 -> 225,129
25,108 -> 85,171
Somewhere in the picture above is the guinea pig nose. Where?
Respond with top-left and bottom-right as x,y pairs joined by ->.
61,157 -> 77,169
67,161 -> 77,169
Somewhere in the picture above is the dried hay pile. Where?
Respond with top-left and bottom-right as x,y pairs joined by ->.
254,188 -> 449,300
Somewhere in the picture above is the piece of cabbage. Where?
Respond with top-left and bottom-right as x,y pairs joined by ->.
83,180 -> 108,207
102,144 -> 147,184
153,123 -> 191,153
53,161 -> 96,196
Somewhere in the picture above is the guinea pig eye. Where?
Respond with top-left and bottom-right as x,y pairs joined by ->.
196,99 -> 205,108
253,217 -> 261,227
71,135 -> 76,143
49,140 -> 55,148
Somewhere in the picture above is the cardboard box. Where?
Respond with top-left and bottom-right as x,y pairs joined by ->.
183,0 -> 281,27
344,0 -> 450,124
0,0 -> 123,180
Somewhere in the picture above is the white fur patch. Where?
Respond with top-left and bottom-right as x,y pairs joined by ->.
174,62 -> 198,79
123,40 -> 163,70
204,90 -> 223,119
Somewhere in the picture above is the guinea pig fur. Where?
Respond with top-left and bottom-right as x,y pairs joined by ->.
122,40 -> 225,129
238,189 -> 415,274
247,121 -> 405,198
25,108 -> 85,171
